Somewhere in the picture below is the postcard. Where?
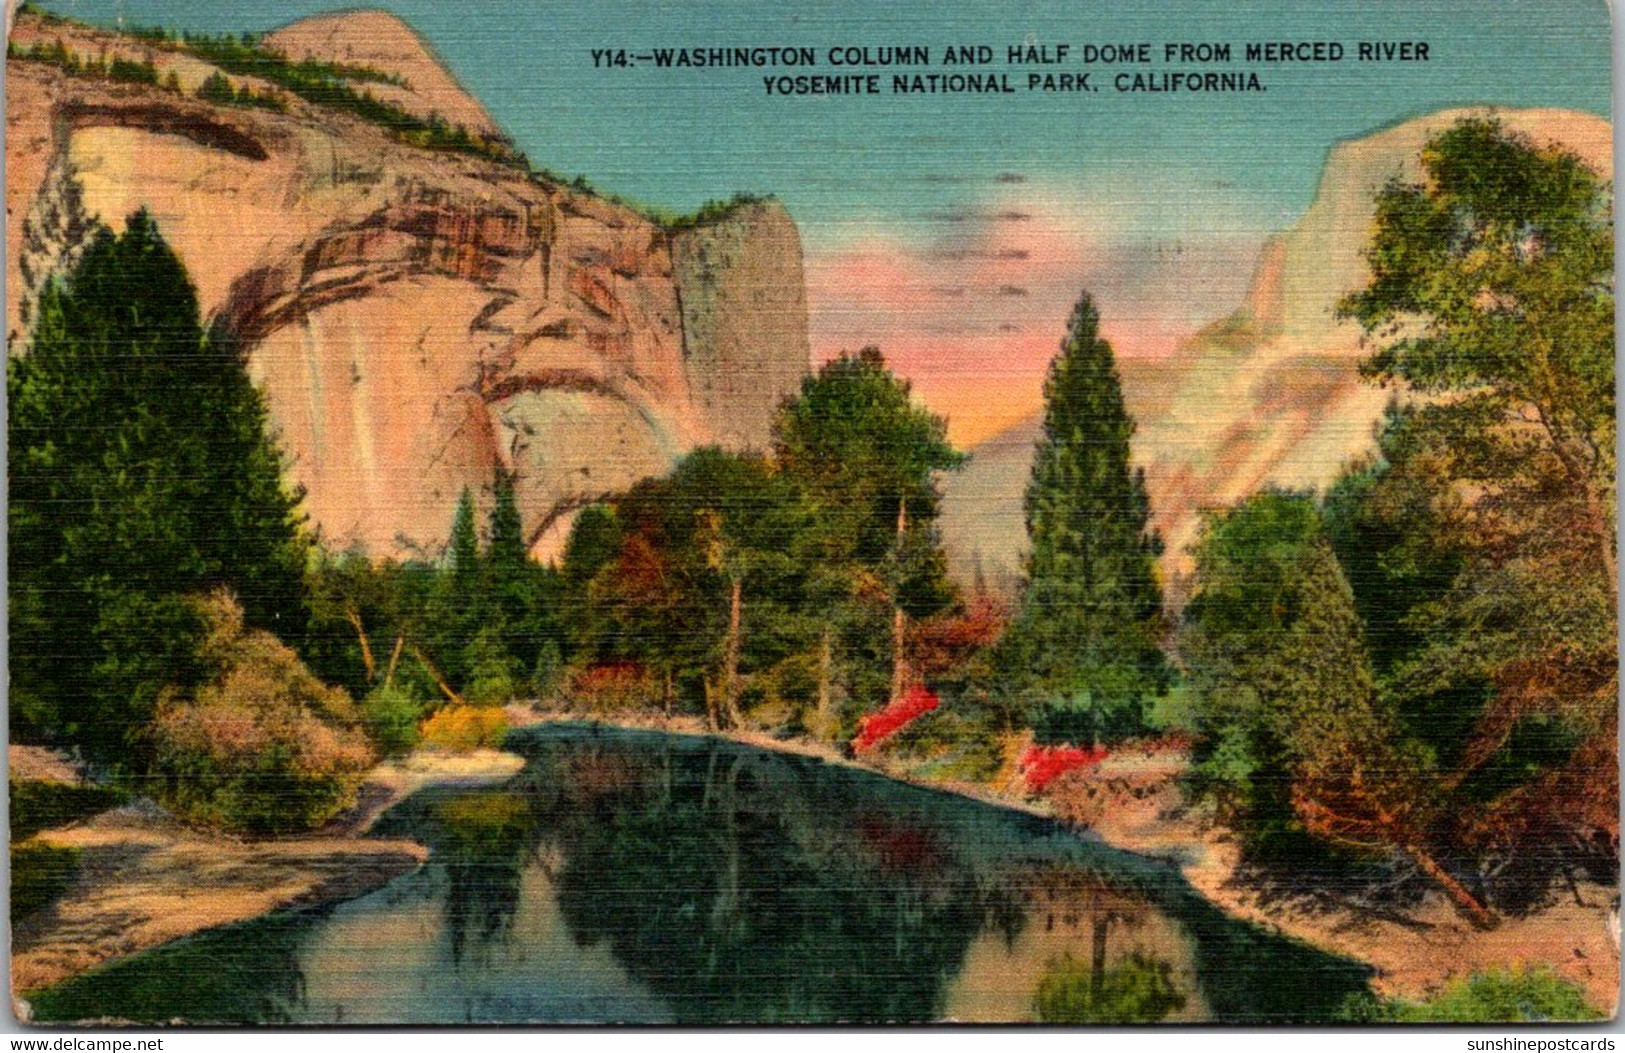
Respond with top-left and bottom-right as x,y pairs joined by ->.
5,0 -> 1616,1027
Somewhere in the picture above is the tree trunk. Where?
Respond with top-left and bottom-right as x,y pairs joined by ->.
411,646 -> 466,706
663,669 -> 675,718
704,678 -> 720,732
892,496 -> 908,702
344,605 -> 376,682
1405,841 -> 1498,929
817,628 -> 833,739
384,634 -> 405,686
723,576 -> 745,728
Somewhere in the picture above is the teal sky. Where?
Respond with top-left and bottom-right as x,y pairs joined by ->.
25,0 -> 1615,437
30,0 -> 1612,237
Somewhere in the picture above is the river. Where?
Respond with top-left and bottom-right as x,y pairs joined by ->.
28,724 -> 1371,1025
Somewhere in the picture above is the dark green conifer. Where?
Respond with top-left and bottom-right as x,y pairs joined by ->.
8,210 -> 308,758
999,292 -> 1167,744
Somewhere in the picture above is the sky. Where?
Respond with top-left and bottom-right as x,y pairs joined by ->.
28,0 -> 1616,442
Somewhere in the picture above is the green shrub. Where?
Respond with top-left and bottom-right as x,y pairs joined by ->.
887,705 -> 1003,781
361,682 -> 426,757
12,842 -> 80,923
9,780 -> 127,840
530,640 -> 564,701
149,592 -> 374,835
462,626 -> 521,706
108,56 -> 158,85
1340,967 -> 1604,1023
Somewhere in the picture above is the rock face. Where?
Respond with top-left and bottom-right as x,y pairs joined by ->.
5,10 -> 811,560
260,11 -> 505,144
672,204 -> 812,449
940,107 -> 1613,589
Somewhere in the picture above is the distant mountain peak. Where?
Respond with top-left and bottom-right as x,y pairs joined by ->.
939,106 -> 1613,589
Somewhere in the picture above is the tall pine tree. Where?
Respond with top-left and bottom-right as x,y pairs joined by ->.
447,487 -> 481,591
423,486 -> 483,689
1000,292 -> 1167,744
482,464 -> 557,683
8,210 -> 309,759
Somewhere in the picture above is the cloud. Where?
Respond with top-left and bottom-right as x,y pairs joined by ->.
805,182 -> 1265,444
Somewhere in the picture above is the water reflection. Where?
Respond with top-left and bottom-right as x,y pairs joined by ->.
29,725 -> 1369,1025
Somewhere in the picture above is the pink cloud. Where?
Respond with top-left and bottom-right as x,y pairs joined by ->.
805,189 -> 1262,443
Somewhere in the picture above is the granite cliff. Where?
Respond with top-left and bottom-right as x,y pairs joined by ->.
5,8 -> 811,559
940,107 -> 1613,589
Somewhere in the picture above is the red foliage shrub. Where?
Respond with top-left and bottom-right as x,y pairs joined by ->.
568,662 -> 654,712
909,594 -> 1009,678
1020,743 -> 1108,794
852,684 -> 940,753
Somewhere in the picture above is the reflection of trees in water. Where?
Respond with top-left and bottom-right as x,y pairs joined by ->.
1024,861 -> 1158,993
426,792 -> 534,968
519,738 -> 1023,1023
363,728 -> 1375,1024
1034,952 -> 1186,1023
29,730 -> 1376,1025
28,912 -> 312,1025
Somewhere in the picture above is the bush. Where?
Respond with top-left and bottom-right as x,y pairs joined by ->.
852,685 -> 940,753
11,842 -> 80,923
9,780 -> 127,840
462,626 -> 522,706
149,592 -> 374,835
361,682 -> 426,757
420,705 -> 509,753
1340,967 -> 1605,1023
881,699 -> 1007,782
566,663 -> 655,713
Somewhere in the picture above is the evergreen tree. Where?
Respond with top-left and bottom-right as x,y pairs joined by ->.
531,639 -> 564,700
422,487 -> 482,690
481,464 -> 558,687
487,468 -> 526,581
999,292 -> 1167,744
447,486 -> 481,593
8,210 -> 308,760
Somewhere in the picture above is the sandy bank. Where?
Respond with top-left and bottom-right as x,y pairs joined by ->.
1049,754 -> 1621,1014
12,746 -> 526,1012
11,801 -> 427,1007
333,747 -> 529,834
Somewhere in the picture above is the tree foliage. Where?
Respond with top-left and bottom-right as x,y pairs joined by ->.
999,292 -> 1168,744
1338,118 -> 1617,866
1179,120 -> 1616,921
1179,492 -> 1492,924
305,466 -> 563,714
149,592 -> 373,834
557,349 -> 971,737
8,211 -> 309,762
